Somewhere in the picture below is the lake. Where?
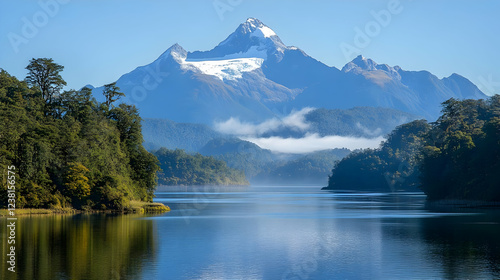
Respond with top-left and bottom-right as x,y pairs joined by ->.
2,185 -> 500,279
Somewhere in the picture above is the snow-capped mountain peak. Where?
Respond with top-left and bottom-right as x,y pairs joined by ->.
241,17 -> 277,38
158,18 -> 297,81
189,18 -> 288,62
93,18 -> 486,124
244,17 -> 263,28
157,43 -> 187,63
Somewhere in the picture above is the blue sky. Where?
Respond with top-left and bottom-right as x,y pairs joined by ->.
1,0 -> 499,96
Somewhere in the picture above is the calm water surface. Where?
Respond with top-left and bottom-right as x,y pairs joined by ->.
2,186 -> 500,279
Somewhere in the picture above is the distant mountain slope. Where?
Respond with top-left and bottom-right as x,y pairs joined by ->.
142,107 -> 419,153
253,149 -> 351,185
198,138 -> 351,185
142,118 -> 225,152
290,55 -> 485,121
305,107 -> 419,137
198,138 -> 276,178
92,18 -> 486,124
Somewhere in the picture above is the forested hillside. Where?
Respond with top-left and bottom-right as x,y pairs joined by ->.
154,148 -> 248,186
324,120 -> 430,191
0,59 -> 159,210
325,96 -> 500,201
420,97 -> 500,200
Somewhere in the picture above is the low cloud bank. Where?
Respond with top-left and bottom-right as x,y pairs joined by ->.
215,108 -> 384,154
214,107 -> 314,136
243,134 -> 384,154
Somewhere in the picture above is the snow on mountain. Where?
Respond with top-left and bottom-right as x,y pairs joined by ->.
182,58 -> 264,81
190,18 -> 287,63
251,25 -> 276,38
160,19 -> 280,82
246,18 -> 277,38
92,18 -> 487,124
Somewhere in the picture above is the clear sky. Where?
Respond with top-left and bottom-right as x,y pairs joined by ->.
1,0 -> 499,96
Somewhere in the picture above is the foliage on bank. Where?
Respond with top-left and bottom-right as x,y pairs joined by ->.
325,119 -> 430,191
0,59 -> 159,210
325,96 -> 500,201
154,148 -> 249,186
420,96 -> 500,201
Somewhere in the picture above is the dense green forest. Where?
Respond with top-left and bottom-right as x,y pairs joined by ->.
325,96 -> 500,201
324,119 -> 430,192
154,148 -> 248,186
420,97 -> 500,201
0,59 -> 159,210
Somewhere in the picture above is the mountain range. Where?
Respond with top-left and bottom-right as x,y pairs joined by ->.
92,17 -> 486,123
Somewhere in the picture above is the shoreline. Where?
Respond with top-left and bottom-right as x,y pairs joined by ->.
0,201 -> 170,217
425,199 -> 500,209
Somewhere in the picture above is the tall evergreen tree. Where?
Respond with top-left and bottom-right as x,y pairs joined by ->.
25,58 -> 66,104
102,82 -> 125,107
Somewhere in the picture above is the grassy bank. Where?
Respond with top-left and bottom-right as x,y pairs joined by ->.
0,208 -> 77,216
128,201 -> 171,213
0,201 -> 170,216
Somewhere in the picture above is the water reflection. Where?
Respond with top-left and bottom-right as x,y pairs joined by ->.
0,214 -> 156,280
150,188 -> 500,279
419,211 -> 500,279
2,188 -> 500,279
